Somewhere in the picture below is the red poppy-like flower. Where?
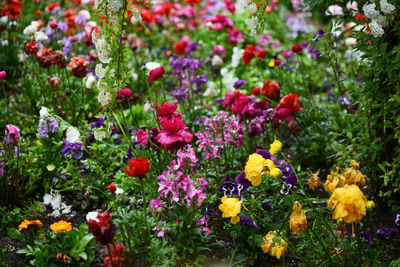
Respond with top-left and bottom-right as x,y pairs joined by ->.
291,44 -> 303,54
261,80 -> 280,100
47,2 -> 60,12
68,56 -> 89,78
148,65 -> 165,82
104,243 -> 127,267
88,212 -> 116,245
242,44 -> 257,66
274,59 -> 281,66
183,0 -> 200,4
1,0 -> 22,20
49,22 -> 58,28
52,50 -> 66,68
174,38 -> 188,55
251,86 -> 260,96
140,9 -> 154,24
116,88 -> 133,101
36,47 -> 54,68
257,50 -> 267,59
276,93 -> 301,114
107,183 -> 117,193
125,158 -> 150,177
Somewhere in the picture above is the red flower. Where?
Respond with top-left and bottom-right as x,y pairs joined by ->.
227,28 -> 245,45
225,0 -> 235,14
157,102 -> 178,119
88,212 -> 116,245
148,65 -> 165,82
277,93 -> 300,114
261,80 -> 280,100
274,59 -> 281,66
256,50 -> 267,59
68,56 -> 89,78
251,86 -> 260,96
174,40 -> 188,55
47,2 -> 60,12
242,44 -> 257,66
49,22 -> 58,28
104,243 -> 127,267
291,44 -> 303,54
116,88 -> 133,101
107,183 -> 117,193
52,50 -> 66,68
26,40 -> 37,55
125,158 -> 150,177
36,47 -> 54,68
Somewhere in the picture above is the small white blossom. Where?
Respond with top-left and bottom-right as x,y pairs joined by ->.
98,90 -> 112,106
246,3 -> 257,13
66,126 -> 81,143
245,16 -> 259,30
231,47 -> 244,67
79,10 -> 91,20
380,0 -> 395,14
34,32 -> 48,42
23,24 -> 38,36
86,75 -> 96,88
362,3 -> 380,19
145,62 -> 161,72
345,38 -> 357,46
130,7 -> 142,23
374,14 -> 388,27
144,100 -> 153,113
369,19 -> 385,37
107,0 -> 123,13
86,211 -> 100,222
346,1 -> 358,11
211,55 -> 223,67
326,5 -> 344,16
205,21 -> 213,29
40,107 -> 49,118
95,63 -> 108,79
203,81 -> 216,97
0,16 -> 8,24
93,129 -> 107,141
115,187 -> 124,196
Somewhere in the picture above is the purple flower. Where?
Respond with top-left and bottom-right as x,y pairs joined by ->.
206,203 -> 217,216
38,116 -> 59,139
0,160 -> 5,177
255,150 -> 271,160
235,171 -> 251,195
239,216 -> 258,229
377,228 -> 397,240
218,175 -> 237,197
233,80 -> 247,88
61,140 -> 83,159
278,164 -> 292,177
4,124 -> 20,146
279,175 -> 297,196
262,201 -> 274,212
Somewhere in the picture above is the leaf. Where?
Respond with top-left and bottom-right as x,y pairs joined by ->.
7,228 -> 24,240
78,234 -> 95,252
145,2 -> 153,7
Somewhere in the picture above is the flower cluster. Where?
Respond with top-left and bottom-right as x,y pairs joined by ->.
38,116 -> 59,139
362,1 -> 395,37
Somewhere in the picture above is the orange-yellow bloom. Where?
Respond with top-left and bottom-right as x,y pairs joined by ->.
324,167 -> 345,193
261,231 -> 288,259
50,220 -> 72,232
219,197 -> 242,224
327,184 -> 367,224
289,201 -> 307,233
18,220 -> 43,231
307,169 -> 321,190
344,160 -> 365,186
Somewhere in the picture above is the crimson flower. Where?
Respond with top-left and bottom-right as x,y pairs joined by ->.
261,80 -> 280,100
68,56 -> 89,78
88,212 -> 116,245
291,44 -> 303,54
148,65 -> 165,83
242,44 -> 257,66
107,183 -> 117,193
125,158 -> 150,177
116,88 -> 133,101
104,243 -> 127,267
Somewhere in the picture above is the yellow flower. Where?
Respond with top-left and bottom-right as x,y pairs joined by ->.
18,220 -> 43,231
307,169 -> 321,190
245,153 -> 268,186
289,201 -> 307,233
344,161 -> 365,186
324,167 -> 345,193
230,216 -> 240,224
366,200 -> 375,209
269,140 -> 282,155
50,220 -> 72,233
270,168 -> 282,179
268,60 -> 275,67
327,185 -> 367,224
261,231 -> 288,259
219,197 -> 242,219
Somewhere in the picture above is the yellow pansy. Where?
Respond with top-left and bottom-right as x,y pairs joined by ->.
245,153 -> 268,186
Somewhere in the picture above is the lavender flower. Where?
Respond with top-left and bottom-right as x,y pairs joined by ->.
239,216 -> 258,229
377,228 -> 397,240
38,116 -> 59,139
61,140 -> 83,159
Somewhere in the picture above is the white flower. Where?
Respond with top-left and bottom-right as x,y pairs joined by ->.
23,24 -> 38,36
0,15 -> 8,24
107,0 -> 123,13
346,1 -> 358,11
326,5 -> 344,16
144,100 -> 153,113
246,3 -> 257,13
18,53 -> 27,62
231,47 -> 244,67
245,16 -> 259,30
374,14 -> 387,27
380,0 -> 395,14
331,20 -> 343,38
115,187 -> 124,196
66,126 -> 81,143
51,209 -> 60,217
345,38 -> 357,46
35,32 -> 48,42
40,107 -> 49,118
235,0 -> 248,13
132,72 -> 138,81
205,21 -> 213,29
369,19 -> 385,37
93,129 -> 106,141
130,7 -> 142,23
79,10 -> 91,20
43,193 -> 53,205
98,90 -> 112,106
203,81 -> 216,97
144,62 -> 161,73
86,211 -> 100,222
86,75 -> 96,88
95,63 -> 108,79
362,3 -> 380,19
211,55 -> 223,67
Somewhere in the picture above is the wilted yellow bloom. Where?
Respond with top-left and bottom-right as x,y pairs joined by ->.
219,197 -> 242,219
308,169 -> 321,190
230,215 -> 240,224
269,140 -> 282,155
344,160 -> 365,186
290,201 -> 307,233
327,185 -> 367,224
245,153 -> 268,186
261,231 -> 288,259
324,167 -> 346,193
366,200 -> 375,209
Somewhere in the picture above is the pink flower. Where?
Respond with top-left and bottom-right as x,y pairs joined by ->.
137,129 -> 149,146
116,88 -> 133,101
5,124 -> 20,145
0,71 -> 6,80
205,14 -> 233,30
227,28 -> 245,45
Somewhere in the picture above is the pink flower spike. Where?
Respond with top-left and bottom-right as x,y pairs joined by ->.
148,66 -> 165,82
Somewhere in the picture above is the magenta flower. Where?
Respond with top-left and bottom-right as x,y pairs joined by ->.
5,124 -> 20,145
0,71 -> 6,80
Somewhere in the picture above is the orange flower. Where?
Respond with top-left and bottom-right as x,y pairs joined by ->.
18,220 -> 43,231
261,231 -> 288,259
308,169 -> 321,190
289,201 -> 307,233
50,220 -> 72,232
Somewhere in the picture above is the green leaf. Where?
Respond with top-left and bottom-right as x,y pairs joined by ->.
7,228 -> 24,240
145,2 -> 153,7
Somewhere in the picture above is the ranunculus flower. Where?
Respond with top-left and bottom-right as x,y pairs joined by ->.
68,56 -> 89,78
107,183 -> 117,192
251,86 -> 260,96
125,157 -> 150,177
245,153 -> 268,186
219,196 -> 242,224
327,184 -> 367,224
88,211 -> 116,245
261,231 -> 288,259
116,88 -> 133,101
261,80 -> 280,100
269,140 -> 282,155
291,43 -> 303,54
145,62 -> 165,83
276,93 -> 300,114
104,243 -> 127,267
242,44 -> 257,66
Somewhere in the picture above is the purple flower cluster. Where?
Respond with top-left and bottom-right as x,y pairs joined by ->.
61,140 -> 83,159
171,56 -> 208,103
286,13 -> 310,38
196,111 -> 244,160
150,145 -> 207,214
38,116 -> 59,139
